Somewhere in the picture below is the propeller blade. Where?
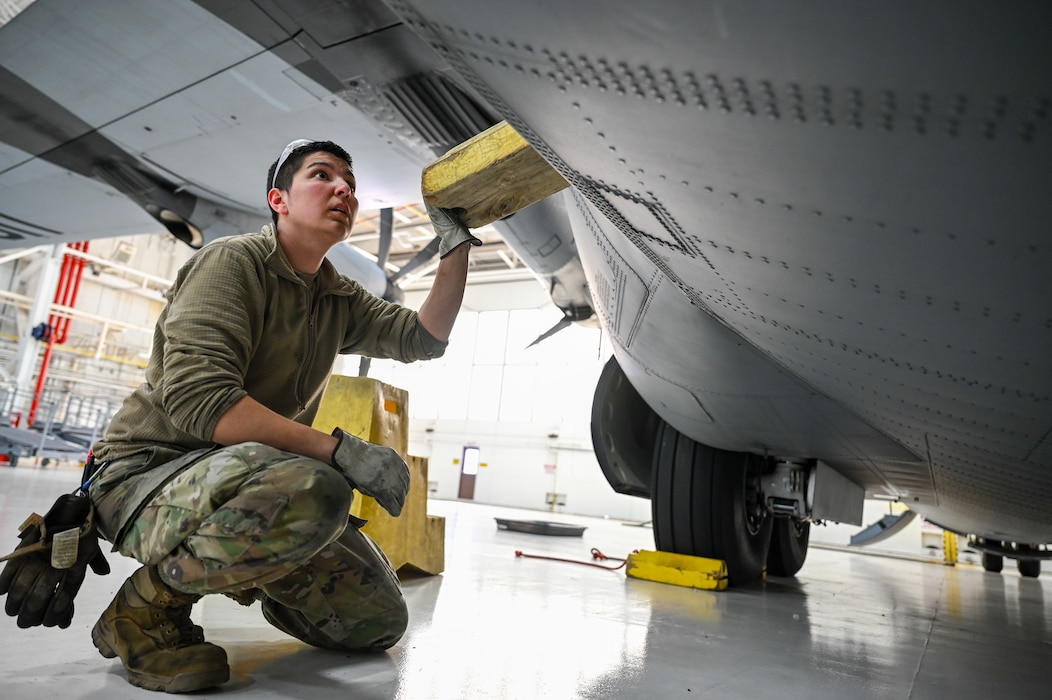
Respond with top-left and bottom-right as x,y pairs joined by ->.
376,207 -> 393,269
526,317 -> 573,348
389,236 -> 441,283
525,305 -> 594,348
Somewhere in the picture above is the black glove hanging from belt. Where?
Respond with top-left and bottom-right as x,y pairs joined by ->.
0,487 -> 110,629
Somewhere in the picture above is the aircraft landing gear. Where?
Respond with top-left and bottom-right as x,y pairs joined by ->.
768,519 -> 810,577
1017,559 -> 1041,578
651,421 -> 772,586
981,551 -> 1003,573
970,538 -> 1046,578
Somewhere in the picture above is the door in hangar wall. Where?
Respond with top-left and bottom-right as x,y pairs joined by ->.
458,445 -> 480,500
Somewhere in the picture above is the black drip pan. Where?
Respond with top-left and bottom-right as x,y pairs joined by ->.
495,518 -> 586,537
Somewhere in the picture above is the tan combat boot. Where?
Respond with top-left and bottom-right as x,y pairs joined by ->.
91,565 -> 229,693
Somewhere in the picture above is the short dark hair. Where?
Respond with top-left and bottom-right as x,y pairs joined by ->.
266,140 -> 353,225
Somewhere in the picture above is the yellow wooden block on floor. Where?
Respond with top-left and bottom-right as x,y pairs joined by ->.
421,120 -> 569,229
357,453 -> 445,576
312,375 -> 445,576
625,549 -> 729,591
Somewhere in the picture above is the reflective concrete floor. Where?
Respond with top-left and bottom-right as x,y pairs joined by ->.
1,464 -> 1050,699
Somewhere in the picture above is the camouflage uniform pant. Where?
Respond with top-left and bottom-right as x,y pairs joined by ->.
90,442 -> 407,651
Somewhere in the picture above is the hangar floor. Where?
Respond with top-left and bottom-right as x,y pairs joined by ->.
1,464 -> 1049,699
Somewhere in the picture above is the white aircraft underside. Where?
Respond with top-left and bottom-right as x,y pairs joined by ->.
1,0 -> 1049,583
389,0 -> 1052,543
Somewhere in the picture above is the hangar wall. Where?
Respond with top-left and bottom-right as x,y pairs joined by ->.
340,280 -> 653,522
0,233 -> 193,432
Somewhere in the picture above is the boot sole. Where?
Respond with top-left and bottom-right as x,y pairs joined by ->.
127,667 -> 231,694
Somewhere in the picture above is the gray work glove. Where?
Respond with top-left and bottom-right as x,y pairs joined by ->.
331,428 -> 410,517
424,201 -> 482,258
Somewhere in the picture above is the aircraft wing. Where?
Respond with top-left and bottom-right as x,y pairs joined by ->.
0,0 -> 592,309
0,1 -> 429,244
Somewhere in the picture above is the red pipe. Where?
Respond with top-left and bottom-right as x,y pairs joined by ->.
29,241 -> 89,426
55,241 -> 87,343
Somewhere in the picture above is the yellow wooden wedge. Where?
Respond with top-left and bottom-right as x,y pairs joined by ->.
421,120 -> 569,228
625,549 -> 729,591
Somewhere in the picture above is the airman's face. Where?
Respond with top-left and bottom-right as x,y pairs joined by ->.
272,151 -> 359,245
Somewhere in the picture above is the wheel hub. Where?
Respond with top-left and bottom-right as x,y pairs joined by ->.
743,457 -> 767,536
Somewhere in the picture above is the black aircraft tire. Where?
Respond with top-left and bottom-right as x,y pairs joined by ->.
981,552 -> 1003,573
767,519 -> 810,577
1017,559 -> 1041,578
651,421 -> 772,586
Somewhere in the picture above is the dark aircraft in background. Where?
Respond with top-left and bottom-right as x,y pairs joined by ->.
1,0 -> 1049,583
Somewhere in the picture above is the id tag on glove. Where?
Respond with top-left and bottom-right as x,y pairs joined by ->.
51,528 -> 79,569
18,513 -> 42,533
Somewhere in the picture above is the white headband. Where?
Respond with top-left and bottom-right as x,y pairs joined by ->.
270,138 -> 314,189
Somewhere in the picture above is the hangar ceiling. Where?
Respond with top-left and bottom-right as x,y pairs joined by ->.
349,204 -> 537,292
